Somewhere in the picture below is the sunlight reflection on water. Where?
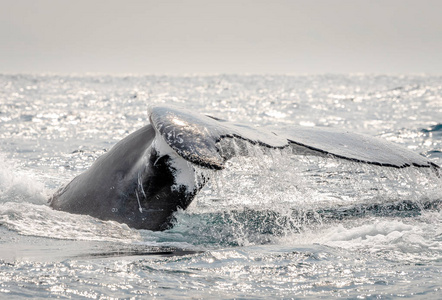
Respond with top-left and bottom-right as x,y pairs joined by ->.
0,74 -> 441,298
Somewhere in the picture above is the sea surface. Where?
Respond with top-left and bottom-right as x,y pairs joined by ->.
0,74 -> 441,299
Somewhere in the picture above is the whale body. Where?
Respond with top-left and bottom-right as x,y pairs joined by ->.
49,105 -> 439,230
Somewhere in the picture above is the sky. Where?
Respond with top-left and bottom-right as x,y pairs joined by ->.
1,0 -> 441,75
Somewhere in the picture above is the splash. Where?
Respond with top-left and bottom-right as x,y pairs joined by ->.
0,154 -> 47,205
176,145 -> 441,247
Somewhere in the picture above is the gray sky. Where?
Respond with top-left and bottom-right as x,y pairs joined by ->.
1,0 -> 441,74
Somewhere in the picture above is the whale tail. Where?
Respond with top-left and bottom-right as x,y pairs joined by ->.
149,105 -> 439,171
50,123 -> 207,230
50,105 -> 439,231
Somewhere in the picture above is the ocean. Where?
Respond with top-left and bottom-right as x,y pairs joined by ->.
0,74 -> 441,299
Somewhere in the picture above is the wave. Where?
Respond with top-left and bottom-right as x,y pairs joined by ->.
171,198 -> 441,247
421,123 -> 442,134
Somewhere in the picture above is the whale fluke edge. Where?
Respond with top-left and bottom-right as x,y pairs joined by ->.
49,105 -> 440,230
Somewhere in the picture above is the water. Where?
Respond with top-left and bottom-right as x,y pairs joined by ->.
0,74 -> 441,299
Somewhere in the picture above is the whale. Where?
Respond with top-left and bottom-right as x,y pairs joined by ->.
49,105 -> 440,230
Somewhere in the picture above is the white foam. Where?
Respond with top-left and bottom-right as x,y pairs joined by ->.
0,154 -> 47,205
278,213 -> 442,262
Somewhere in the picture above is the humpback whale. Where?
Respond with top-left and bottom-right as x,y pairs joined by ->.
49,105 -> 440,230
